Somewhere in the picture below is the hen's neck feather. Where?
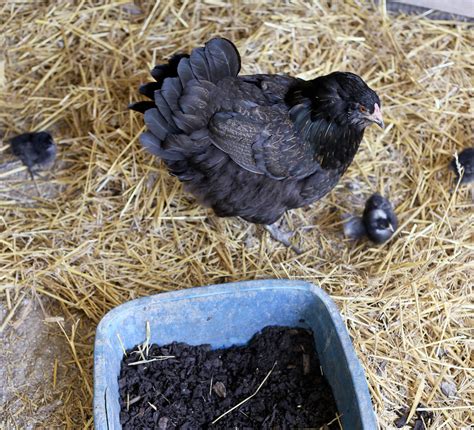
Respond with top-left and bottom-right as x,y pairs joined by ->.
286,81 -> 364,171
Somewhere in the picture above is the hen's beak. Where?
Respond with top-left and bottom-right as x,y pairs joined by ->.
388,223 -> 395,233
368,103 -> 384,129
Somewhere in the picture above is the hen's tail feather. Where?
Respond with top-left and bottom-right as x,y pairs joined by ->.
129,100 -> 155,113
160,78 -> 182,113
139,82 -> 162,100
165,133 -> 208,156
133,38 -> 241,161
149,77 -> 212,135
131,38 -> 239,113
130,53 -> 189,110
179,84 -> 210,115
183,38 -> 240,84
140,132 -> 184,161
159,77 -> 202,132
154,91 -> 177,127
150,53 -> 189,83
190,48 -> 212,82
202,38 -> 241,82
144,109 -> 178,141
177,58 -> 196,85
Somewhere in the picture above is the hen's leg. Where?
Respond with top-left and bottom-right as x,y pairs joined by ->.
264,223 -> 302,254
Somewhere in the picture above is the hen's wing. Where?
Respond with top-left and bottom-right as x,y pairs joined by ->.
208,79 -> 320,180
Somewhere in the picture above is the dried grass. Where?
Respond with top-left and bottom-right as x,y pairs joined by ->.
1,1 -> 473,428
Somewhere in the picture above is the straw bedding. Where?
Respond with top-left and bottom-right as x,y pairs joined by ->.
0,1 -> 472,428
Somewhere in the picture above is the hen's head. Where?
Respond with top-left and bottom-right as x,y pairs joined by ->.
328,72 -> 383,129
292,71 -> 383,131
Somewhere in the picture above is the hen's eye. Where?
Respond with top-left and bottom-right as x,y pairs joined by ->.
359,105 -> 367,113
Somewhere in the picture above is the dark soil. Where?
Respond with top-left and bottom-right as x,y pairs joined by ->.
119,326 -> 339,429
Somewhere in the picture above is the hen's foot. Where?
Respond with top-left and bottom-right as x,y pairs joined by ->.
264,223 -> 302,254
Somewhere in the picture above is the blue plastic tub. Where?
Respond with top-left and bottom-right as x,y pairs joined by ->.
94,279 -> 377,429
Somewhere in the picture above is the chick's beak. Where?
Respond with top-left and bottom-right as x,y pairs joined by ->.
369,103 -> 384,129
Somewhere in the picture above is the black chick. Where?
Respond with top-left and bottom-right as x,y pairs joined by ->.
10,131 -> 57,180
450,147 -> 474,184
130,38 -> 383,247
363,193 -> 398,243
343,193 -> 397,244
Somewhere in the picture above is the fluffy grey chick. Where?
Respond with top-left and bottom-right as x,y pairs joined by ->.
342,215 -> 366,240
343,193 -> 397,244
9,131 -> 57,196
10,131 -> 56,180
451,148 -> 474,184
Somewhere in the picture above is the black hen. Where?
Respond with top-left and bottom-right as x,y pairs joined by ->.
130,38 -> 383,231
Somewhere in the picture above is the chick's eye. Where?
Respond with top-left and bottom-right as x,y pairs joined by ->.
359,105 -> 367,113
